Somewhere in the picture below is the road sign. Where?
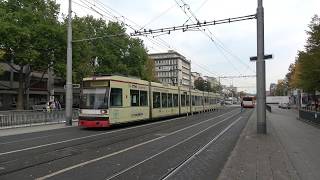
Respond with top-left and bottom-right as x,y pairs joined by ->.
250,54 -> 273,61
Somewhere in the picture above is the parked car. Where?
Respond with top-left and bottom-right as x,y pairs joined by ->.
278,102 -> 290,109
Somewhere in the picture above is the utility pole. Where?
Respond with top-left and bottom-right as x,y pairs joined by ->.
47,61 -> 54,103
189,62 -> 192,115
65,0 -> 73,126
10,56 -> 14,88
256,0 -> 266,134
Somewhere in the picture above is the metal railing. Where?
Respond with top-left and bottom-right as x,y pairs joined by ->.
266,104 -> 272,112
299,109 -> 320,124
0,109 -> 79,128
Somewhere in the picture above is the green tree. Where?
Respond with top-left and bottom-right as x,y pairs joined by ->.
194,77 -> 211,91
0,0 -> 64,109
274,81 -> 288,96
211,83 -> 222,93
194,77 -> 205,91
65,16 -> 150,83
145,57 -> 158,82
288,15 -> 320,93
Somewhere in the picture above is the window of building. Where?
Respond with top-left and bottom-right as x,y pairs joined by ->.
140,91 -> 148,106
162,93 -> 168,108
181,94 -> 186,107
168,93 -> 173,107
130,90 -> 139,106
173,94 -> 178,107
110,88 -> 122,107
153,92 -> 161,108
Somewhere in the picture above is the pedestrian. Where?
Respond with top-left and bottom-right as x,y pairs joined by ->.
240,100 -> 243,112
55,99 -> 61,110
50,101 -> 56,111
46,102 -> 51,112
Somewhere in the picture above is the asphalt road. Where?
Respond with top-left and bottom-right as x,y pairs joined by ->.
0,107 -> 253,180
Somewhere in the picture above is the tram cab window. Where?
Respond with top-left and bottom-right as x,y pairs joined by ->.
140,91 -> 148,106
168,93 -> 173,107
162,93 -> 168,108
173,94 -> 178,107
181,94 -> 186,107
153,92 -> 161,108
110,88 -> 122,107
130,90 -> 139,106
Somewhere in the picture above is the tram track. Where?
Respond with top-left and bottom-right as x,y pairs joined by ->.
0,108 -> 238,179
104,111 -> 243,180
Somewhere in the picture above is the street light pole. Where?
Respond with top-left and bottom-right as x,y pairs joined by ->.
256,0 -> 266,133
65,0 -> 73,126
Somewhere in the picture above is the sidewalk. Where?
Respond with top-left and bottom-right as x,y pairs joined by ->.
218,108 -> 300,180
0,123 -> 77,137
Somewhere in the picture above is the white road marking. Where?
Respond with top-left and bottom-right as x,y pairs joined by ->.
0,133 -> 70,145
162,116 -> 244,180
105,112 -> 241,180
0,109 -> 233,156
35,109 -> 238,180
0,112 -> 198,156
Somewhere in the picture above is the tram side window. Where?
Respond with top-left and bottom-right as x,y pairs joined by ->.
186,95 -> 190,106
140,91 -> 148,106
162,93 -> 168,108
168,93 -> 173,107
153,92 -> 161,108
201,96 -> 204,105
130,90 -> 139,106
173,94 -> 178,107
192,96 -> 195,106
196,96 -> 199,106
181,94 -> 186,107
110,88 -> 122,107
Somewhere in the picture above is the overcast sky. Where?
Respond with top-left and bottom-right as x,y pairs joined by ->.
56,0 -> 320,93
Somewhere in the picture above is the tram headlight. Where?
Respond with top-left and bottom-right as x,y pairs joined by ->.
100,110 -> 108,114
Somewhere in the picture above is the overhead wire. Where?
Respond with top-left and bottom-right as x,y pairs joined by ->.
139,3 -> 177,30
73,0 -> 222,77
174,0 -> 255,74
173,0 -> 242,75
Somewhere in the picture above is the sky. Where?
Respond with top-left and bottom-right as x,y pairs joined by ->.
56,0 -> 320,94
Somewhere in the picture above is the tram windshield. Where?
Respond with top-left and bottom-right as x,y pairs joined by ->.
81,88 -> 109,109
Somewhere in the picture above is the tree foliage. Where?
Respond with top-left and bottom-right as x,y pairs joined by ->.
286,15 -> 320,92
0,0 -> 64,109
194,77 -> 222,92
58,16 -> 155,83
0,0 -> 155,109
274,81 -> 288,96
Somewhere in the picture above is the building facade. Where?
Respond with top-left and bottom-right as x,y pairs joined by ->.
269,83 -> 277,96
0,63 -> 79,110
149,50 -> 191,87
